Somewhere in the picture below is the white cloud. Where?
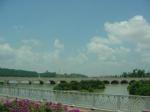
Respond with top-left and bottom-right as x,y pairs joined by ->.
0,15 -> 150,75
0,42 -> 43,71
87,36 -> 130,61
105,15 -> 150,45
49,39 -> 64,63
0,43 -> 15,60
68,52 -> 88,64
87,37 -> 115,61
141,52 -> 150,64
88,15 -> 150,63
22,39 -> 41,47
54,39 -> 64,49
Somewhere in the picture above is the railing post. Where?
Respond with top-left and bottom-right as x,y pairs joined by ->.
117,95 -> 121,111
144,97 -> 150,111
28,88 -> 30,98
92,93 -> 96,108
40,89 -> 43,101
17,88 -> 19,97
128,96 -> 132,112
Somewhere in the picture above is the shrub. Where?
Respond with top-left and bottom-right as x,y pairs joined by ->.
0,81 -> 4,85
128,80 -> 150,96
54,80 -> 105,92
0,103 -> 8,111
39,80 -> 44,85
50,80 -> 56,85
103,80 -> 110,84
129,80 -> 136,85
0,99 -> 80,112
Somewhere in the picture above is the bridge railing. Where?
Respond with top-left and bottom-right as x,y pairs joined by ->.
0,86 -> 149,112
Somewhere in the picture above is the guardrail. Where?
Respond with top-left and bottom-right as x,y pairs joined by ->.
0,86 -> 149,112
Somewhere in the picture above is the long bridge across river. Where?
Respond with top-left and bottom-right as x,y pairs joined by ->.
0,77 -> 149,84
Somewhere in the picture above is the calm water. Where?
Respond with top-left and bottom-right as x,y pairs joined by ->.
104,84 -> 129,95
14,84 -> 129,95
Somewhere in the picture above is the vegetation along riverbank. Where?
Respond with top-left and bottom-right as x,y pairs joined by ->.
128,80 -> 150,96
54,80 -> 105,92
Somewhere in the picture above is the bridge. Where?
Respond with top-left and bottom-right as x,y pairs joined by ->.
0,77 -> 149,85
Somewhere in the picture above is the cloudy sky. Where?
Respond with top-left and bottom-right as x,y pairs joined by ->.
0,0 -> 150,76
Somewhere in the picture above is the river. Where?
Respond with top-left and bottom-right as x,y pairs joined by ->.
13,84 -> 129,95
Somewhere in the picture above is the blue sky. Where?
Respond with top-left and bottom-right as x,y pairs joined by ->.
0,0 -> 150,76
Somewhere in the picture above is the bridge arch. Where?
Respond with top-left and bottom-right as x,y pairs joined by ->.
29,80 -> 32,85
111,80 -> 119,84
120,80 -> 128,84
49,80 -> 56,85
39,80 -> 44,85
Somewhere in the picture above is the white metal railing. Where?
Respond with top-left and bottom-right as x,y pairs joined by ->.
0,86 -> 149,112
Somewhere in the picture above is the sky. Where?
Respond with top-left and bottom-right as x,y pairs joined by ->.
0,0 -> 150,76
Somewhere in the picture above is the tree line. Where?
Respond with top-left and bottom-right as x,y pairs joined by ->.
121,69 -> 150,77
0,67 -> 150,78
0,68 -> 87,78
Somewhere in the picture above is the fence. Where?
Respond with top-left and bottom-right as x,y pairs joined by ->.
0,86 -> 149,112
